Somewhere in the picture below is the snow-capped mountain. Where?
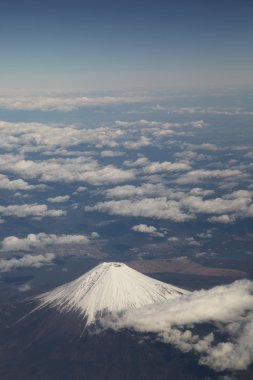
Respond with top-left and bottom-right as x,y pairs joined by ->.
35,262 -> 188,325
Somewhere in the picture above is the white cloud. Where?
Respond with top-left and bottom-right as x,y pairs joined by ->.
0,204 -> 65,218
0,253 -> 55,271
176,169 -> 245,184
0,121 -> 125,152
0,94 -> 157,112
189,188 -> 215,197
123,157 -> 149,167
132,224 -> 164,237
86,198 -> 194,222
0,174 -> 36,190
167,237 -> 179,242
18,283 -> 32,292
183,143 -> 219,152
0,154 -> 135,185
104,183 -> 181,199
143,161 -> 191,174
190,120 -> 206,128
181,194 -> 251,215
123,137 -> 151,150
47,195 -> 70,203
89,188 -> 253,224
90,232 -> 100,238
174,150 -> 207,162
75,186 -> 87,193
1,233 -> 89,251
168,106 -> 253,117
103,279 -> 253,372
208,214 -> 236,224
100,150 -> 124,158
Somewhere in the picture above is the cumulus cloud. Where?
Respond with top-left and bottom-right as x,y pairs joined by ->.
208,215 -> 236,224
0,154 -> 135,185
123,157 -> 149,167
86,198 -> 194,222
143,161 -> 191,174
0,253 -> 55,271
88,188 -> 253,224
103,279 -> 253,372
1,233 -> 89,251
47,195 -> 70,203
176,169 -> 245,185
123,137 -> 151,150
0,120 -> 125,153
0,204 -> 65,218
0,174 -> 36,190
75,186 -> 87,193
104,183 -> 181,199
100,150 -> 124,158
189,188 -> 215,197
181,194 -> 251,215
132,224 -> 164,237
174,150 -> 207,162
167,236 -> 179,242
18,283 -> 32,292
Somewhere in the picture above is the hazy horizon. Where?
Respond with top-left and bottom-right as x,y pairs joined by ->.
1,0 -> 253,91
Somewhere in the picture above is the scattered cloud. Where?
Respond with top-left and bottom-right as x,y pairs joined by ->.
100,150 -> 124,158
168,106 -> 253,117
0,154 -> 135,185
104,183 -> 181,199
0,253 -> 55,271
1,233 -> 90,251
75,186 -> 87,193
18,283 -> 32,292
86,198 -> 194,222
88,188 -> 253,224
123,157 -> 149,167
176,169 -> 245,185
47,195 -> 70,203
132,224 -> 164,237
143,161 -> 191,174
167,237 -> 179,242
0,204 -> 65,219
0,174 -> 36,191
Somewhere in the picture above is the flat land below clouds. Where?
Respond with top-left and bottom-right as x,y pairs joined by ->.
128,258 -> 246,278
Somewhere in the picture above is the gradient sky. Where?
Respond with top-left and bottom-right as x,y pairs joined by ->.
1,0 -> 253,91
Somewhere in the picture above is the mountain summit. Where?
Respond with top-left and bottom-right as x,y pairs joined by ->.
35,262 -> 188,325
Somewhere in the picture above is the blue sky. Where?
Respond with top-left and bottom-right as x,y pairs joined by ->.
1,0 -> 253,91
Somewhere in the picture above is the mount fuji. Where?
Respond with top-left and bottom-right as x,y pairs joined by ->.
35,262 -> 189,326
2,263 -> 216,380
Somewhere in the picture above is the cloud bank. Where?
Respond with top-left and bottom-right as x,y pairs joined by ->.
104,279 -> 253,372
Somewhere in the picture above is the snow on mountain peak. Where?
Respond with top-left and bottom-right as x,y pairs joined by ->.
35,262 -> 189,325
